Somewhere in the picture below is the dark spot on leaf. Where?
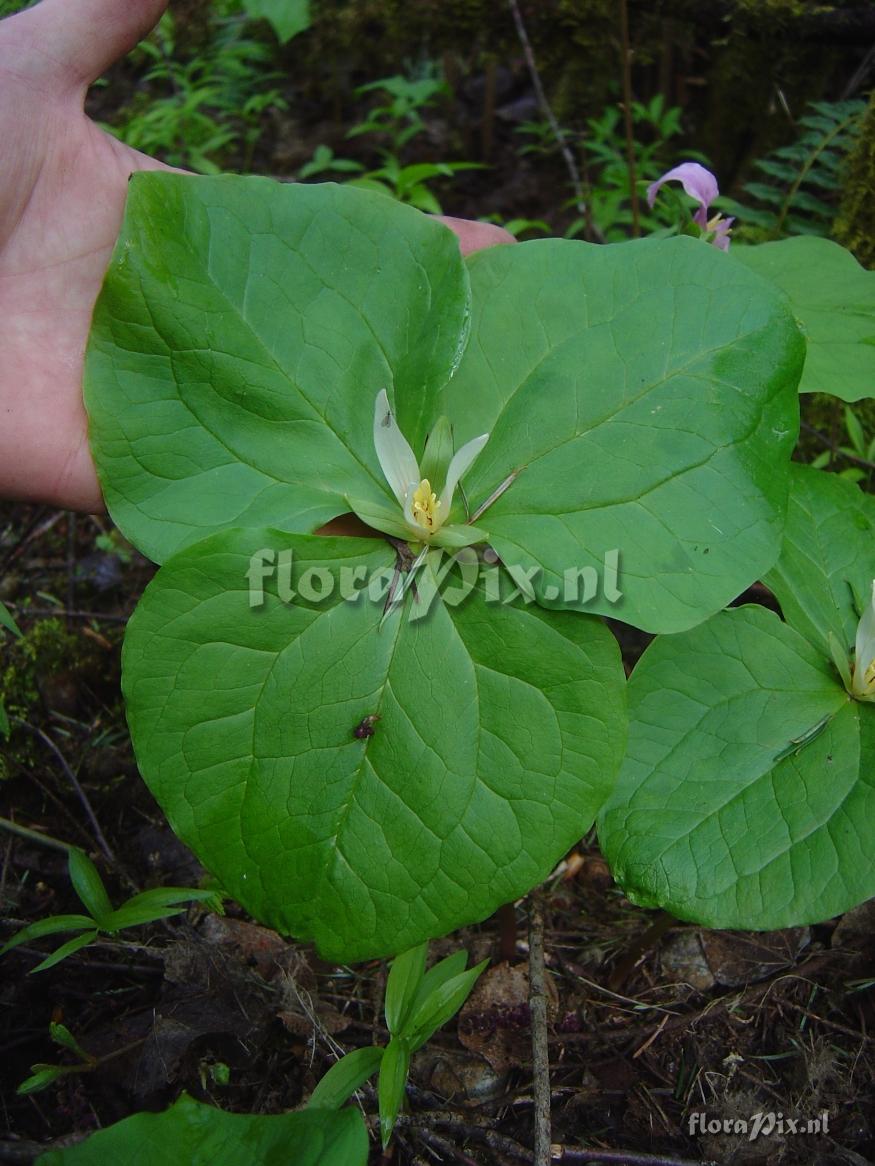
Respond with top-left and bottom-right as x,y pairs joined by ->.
353,714 -> 381,739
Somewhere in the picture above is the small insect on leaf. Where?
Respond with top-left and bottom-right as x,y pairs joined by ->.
773,713 -> 833,763
353,714 -> 381,740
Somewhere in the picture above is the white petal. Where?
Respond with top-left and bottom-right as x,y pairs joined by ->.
853,580 -> 875,697
439,433 -> 489,513
373,389 -> 420,507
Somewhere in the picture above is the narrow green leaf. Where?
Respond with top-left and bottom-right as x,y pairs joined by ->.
378,1038 -> 411,1149
67,849 -> 113,928
308,1046 -> 384,1110
30,931 -> 99,974
844,406 -> 866,456
18,1066 -> 69,1096
117,886 -> 219,915
409,950 -> 468,1021
385,943 -> 428,1036
0,599 -> 21,637
50,1023 -> 92,1062
406,960 -> 489,1051
1,914 -> 95,956
102,905 -> 187,931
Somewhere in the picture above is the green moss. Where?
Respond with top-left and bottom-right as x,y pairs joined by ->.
0,618 -> 103,780
834,92 -> 875,270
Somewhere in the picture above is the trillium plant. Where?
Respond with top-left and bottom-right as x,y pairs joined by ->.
647,160 -> 734,250
80,168 -> 875,970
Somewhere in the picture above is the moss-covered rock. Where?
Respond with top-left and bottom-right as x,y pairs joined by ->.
834,91 -> 875,270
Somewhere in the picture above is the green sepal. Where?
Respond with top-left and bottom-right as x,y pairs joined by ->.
829,630 -> 854,692
419,416 -> 453,491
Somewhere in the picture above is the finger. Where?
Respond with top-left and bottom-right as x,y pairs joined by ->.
436,216 -> 516,256
12,0 -> 169,92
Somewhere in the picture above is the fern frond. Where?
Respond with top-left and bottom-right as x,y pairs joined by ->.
740,98 -> 866,238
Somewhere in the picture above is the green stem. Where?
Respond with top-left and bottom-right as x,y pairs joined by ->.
619,0 -> 640,237
0,816 -> 73,853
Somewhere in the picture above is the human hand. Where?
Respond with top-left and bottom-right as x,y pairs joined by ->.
0,0 -> 512,514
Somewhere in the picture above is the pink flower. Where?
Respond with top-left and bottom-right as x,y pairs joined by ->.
647,162 -> 734,250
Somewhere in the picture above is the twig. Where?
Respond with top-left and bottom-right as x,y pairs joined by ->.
0,507 -> 60,576
412,1125 -> 481,1166
551,1148 -> 717,1166
779,998 -> 873,1044
0,1133 -> 87,1165
507,0 -> 598,240
528,897 -> 551,1165
608,911 -> 676,991
5,606 -> 129,624
801,421 -> 875,472
618,0 -> 640,236
397,1115 -> 531,1162
469,470 -> 519,525
13,721 -> 115,862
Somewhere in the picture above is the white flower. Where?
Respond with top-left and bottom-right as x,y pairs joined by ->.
852,580 -> 875,701
370,389 -> 489,545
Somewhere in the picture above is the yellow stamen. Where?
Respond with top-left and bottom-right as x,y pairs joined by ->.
412,479 -> 441,531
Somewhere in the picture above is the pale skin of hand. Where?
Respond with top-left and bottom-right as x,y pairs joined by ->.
0,0 -> 513,514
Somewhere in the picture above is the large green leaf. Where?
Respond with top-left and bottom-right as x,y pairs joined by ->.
733,237 -> 875,402
122,531 -> 626,961
598,605 -> 874,929
87,176 -> 806,635
439,238 -> 804,633
35,1093 -> 367,1166
765,464 -> 875,657
84,175 -> 470,564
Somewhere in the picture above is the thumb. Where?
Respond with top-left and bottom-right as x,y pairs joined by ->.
10,0 -> 169,93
